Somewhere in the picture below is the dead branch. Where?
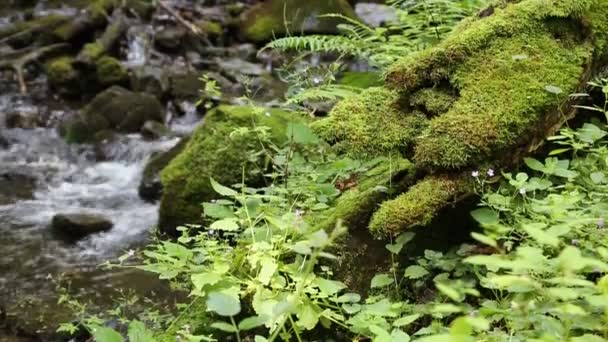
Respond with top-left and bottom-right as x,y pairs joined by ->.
157,0 -> 211,46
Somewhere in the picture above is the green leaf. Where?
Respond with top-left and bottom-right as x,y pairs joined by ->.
391,329 -> 410,342
255,336 -> 268,342
210,218 -> 240,231
524,157 -> 545,172
545,85 -> 563,95
292,241 -> 312,255
286,122 -> 319,145
342,303 -> 361,314
470,208 -> 499,226
210,322 -> 237,333
210,177 -> 238,197
522,223 -> 559,247
127,321 -> 156,342
471,232 -> 497,248
238,316 -> 267,331
315,278 -> 346,296
404,265 -> 429,279
371,274 -> 394,288
591,171 -> 606,184
207,292 -> 241,317
436,282 -> 462,302
296,304 -> 319,330
369,325 -> 392,342
191,272 -> 221,291
258,258 -> 277,285
393,314 -> 420,327
336,292 -> 360,303
89,325 -> 124,342
203,203 -> 235,219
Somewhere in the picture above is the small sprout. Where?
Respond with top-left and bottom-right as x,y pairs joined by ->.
487,169 -> 495,177
471,171 -> 480,178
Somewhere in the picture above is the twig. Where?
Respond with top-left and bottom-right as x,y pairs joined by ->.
157,0 -> 211,46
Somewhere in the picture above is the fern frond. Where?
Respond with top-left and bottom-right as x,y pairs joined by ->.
261,35 -> 361,55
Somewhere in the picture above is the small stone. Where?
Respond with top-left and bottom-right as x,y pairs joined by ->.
51,213 -> 113,241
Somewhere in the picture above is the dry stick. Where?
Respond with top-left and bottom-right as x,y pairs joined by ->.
0,43 -> 68,94
157,0 -> 212,46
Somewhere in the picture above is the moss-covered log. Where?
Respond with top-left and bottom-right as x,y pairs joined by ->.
314,0 -> 608,237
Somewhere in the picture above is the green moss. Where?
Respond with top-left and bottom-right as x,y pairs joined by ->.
414,27 -> 589,169
338,71 -> 382,89
240,0 -> 358,43
159,105 -> 304,234
409,88 -> 456,116
53,0 -> 118,41
197,20 -> 223,37
96,56 -> 128,86
369,176 -> 470,237
312,87 -> 428,158
81,42 -> 105,62
45,55 -> 83,96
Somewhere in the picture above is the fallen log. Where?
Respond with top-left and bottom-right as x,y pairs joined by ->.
312,0 -> 608,237
76,10 -> 128,65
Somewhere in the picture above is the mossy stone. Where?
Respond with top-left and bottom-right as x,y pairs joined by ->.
338,71 -> 382,89
240,0 -> 358,43
158,105 -> 304,235
95,56 -> 128,86
45,56 -> 81,96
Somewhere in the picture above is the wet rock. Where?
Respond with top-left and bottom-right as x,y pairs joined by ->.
154,25 -> 186,52
138,137 -> 189,202
355,3 -> 398,27
217,57 -> 266,77
5,104 -> 40,129
0,173 -> 35,205
130,65 -> 170,99
61,86 -> 165,143
0,135 -> 8,149
141,120 -> 172,140
240,0 -> 358,43
125,0 -> 155,19
51,213 -> 113,240
169,72 -> 201,101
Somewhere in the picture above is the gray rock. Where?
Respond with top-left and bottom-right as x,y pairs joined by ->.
141,120 -> 172,140
61,86 -> 165,143
355,3 -> 398,27
51,213 -> 113,240
130,66 -> 170,99
138,137 -> 189,202
154,26 -> 186,52
217,57 -> 266,77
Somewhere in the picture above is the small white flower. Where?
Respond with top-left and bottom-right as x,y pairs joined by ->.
487,169 -> 495,177
313,77 -> 322,85
519,188 -> 527,195
265,111 -> 271,117
471,171 -> 480,178
127,249 -> 136,257
208,229 -> 215,235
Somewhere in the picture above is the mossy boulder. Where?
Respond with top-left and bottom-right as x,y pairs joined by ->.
158,105 -> 303,235
45,56 -> 82,96
169,72 -> 201,101
314,0 -> 608,237
240,0 -> 358,43
95,56 -> 128,86
61,86 -> 165,143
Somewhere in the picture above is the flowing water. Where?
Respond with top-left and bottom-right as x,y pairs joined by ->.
0,92 -> 181,320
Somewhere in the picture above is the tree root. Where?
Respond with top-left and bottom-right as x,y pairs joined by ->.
0,44 -> 68,94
